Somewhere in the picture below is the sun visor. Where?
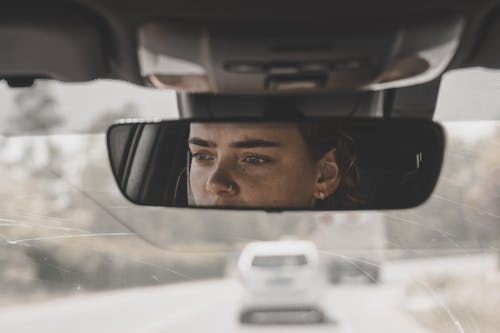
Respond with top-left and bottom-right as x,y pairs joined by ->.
139,14 -> 464,94
0,5 -> 108,84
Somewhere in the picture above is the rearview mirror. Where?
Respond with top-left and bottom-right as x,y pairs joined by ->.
107,119 -> 444,211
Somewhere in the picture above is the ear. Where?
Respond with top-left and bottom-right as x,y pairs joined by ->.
314,148 -> 341,200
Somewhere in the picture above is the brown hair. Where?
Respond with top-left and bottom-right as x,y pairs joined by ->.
298,123 -> 365,210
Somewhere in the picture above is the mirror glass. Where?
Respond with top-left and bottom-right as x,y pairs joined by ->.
107,119 -> 444,210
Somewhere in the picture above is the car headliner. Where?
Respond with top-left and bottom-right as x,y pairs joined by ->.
1,0 -> 500,120
1,0 -> 500,81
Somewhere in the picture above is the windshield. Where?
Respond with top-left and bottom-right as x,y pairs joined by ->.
0,68 -> 499,332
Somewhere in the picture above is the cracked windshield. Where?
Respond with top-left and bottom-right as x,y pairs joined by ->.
1,68 -> 499,332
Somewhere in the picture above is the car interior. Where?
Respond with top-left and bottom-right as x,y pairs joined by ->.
1,0 -> 500,331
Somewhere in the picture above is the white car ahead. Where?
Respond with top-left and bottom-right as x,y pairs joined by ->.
236,240 -> 327,324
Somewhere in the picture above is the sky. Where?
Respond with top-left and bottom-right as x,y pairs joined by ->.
443,121 -> 498,143
435,67 -> 500,121
435,67 -> 500,142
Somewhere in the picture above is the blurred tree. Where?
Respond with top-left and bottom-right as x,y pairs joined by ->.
9,81 -> 63,133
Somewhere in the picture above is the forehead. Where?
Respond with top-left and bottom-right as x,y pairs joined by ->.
189,122 -> 302,142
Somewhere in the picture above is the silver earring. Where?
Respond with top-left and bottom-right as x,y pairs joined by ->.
319,192 -> 326,200
226,183 -> 233,191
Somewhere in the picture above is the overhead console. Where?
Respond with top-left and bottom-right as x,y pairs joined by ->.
138,13 -> 464,94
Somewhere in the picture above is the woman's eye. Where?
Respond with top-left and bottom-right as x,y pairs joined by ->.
242,155 -> 269,165
192,152 -> 214,162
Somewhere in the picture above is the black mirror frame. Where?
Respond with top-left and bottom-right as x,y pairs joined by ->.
106,117 -> 445,212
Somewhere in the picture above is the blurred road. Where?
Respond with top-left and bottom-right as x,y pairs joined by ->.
0,254 -> 496,333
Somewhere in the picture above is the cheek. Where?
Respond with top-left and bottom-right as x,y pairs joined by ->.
273,169 -> 315,192
274,159 -> 317,200
189,166 -> 208,193
231,167 -> 267,190
241,163 -> 317,201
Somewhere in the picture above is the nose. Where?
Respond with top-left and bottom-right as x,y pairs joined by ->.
206,162 -> 239,196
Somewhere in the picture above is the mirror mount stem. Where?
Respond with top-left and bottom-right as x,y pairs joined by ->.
177,92 -> 385,119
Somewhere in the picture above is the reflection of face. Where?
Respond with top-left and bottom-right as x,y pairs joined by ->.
188,123 -> 320,208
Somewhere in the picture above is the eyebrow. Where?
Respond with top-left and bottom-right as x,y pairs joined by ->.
230,139 -> 281,148
188,137 -> 281,148
188,137 -> 216,147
